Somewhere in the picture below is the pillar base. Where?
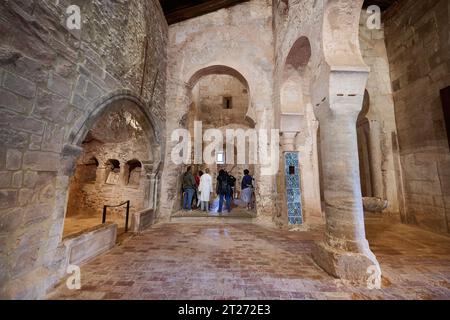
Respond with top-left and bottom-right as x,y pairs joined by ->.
312,241 -> 381,284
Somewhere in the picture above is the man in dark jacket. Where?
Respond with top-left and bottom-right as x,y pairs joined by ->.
217,170 -> 232,213
182,167 -> 196,211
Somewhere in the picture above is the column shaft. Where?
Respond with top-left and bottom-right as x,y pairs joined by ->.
312,94 -> 381,283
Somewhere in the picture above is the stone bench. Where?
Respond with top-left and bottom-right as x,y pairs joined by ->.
130,208 -> 155,233
61,222 -> 117,267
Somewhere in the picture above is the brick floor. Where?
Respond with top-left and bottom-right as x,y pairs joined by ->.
48,218 -> 450,300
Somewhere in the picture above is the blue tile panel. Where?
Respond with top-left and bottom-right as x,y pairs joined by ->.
285,152 -> 303,225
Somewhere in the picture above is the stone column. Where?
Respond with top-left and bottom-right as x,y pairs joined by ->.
147,174 -> 157,209
312,70 -> 381,283
119,161 -> 128,186
142,162 -> 155,208
97,165 -> 109,184
309,118 -> 323,219
368,119 -> 383,199
96,166 -> 106,185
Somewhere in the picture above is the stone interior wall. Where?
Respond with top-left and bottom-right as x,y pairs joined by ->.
66,158 -> 146,220
0,0 -> 167,299
384,0 -> 450,233
192,74 -> 250,129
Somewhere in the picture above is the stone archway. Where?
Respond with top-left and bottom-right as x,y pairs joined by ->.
45,91 -> 160,256
279,36 -> 323,227
159,64 -> 264,220
186,65 -> 256,126
171,65 -> 258,216
61,92 -> 162,235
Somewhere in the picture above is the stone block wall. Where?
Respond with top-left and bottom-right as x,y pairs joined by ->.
67,178 -> 146,220
384,0 -> 450,233
193,74 -> 250,129
0,0 -> 167,299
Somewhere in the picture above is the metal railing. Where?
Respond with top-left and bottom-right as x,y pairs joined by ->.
102,200 -> 131,233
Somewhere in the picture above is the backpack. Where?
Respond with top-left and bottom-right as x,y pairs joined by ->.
218,175 -> 229,194
228,175 -> 236,187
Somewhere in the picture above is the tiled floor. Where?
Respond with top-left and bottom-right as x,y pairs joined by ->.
48,218 -> 450,300
172,207 -> 256,218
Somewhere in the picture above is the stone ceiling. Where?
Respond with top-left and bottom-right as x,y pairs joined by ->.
160,0 -> 398,25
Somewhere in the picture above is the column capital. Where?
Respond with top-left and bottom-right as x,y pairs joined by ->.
314,69 -> 370,122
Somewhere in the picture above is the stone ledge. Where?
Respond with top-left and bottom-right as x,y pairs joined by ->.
61,222 -> 117,267
131,208 -> 156,233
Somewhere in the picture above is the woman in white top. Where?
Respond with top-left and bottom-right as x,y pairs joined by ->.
198,168 -> 213,212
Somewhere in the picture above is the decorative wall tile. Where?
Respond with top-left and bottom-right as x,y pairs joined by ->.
284,152 -> 302,225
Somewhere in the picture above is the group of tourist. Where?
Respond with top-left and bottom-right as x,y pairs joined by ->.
181,167 -> 254,213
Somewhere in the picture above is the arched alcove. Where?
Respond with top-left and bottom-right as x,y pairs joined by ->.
279,36 -> 322,225
63,94 -> 160,237
172,65 -> 257,215
105,159 -> 121,185
126,159 -> 143,187
187,65 -> 255,127
281,36 -> 313,119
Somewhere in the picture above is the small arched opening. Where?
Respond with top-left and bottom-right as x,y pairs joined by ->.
126,159 -> 143,187
105,159 -> 121,185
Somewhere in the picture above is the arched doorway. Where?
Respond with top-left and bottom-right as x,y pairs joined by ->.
174,65 -> 257,216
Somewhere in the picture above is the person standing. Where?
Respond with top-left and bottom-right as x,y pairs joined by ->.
228,173 -> 237,199
193,170 -> 203,209
198,168 -> 213,212
241,169 -> 254,210
182,167 -> 196,211
217,170 -> 232,213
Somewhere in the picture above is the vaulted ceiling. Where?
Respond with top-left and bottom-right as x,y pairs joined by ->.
160,1 -> 397,25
